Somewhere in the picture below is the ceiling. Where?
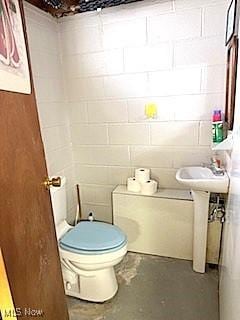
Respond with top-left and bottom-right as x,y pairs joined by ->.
26,0 -> 143,18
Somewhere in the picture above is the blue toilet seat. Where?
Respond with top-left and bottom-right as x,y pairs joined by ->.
59,221 -> 127,255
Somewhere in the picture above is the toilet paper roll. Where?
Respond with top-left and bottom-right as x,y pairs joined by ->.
135,168 -> 150,184
141,179 -> 158,195
127,177 -> 141,193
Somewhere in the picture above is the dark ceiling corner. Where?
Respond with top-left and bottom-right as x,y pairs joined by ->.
26,0 -> 144,18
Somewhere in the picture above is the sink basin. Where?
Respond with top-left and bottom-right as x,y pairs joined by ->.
176,166 -> 229,273
176,166 -> 229,193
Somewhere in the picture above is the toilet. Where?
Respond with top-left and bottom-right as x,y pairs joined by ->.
50,177 -> 128,302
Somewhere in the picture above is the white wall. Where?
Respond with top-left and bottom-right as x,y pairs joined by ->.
24,3 -> 76,221
59,0 -> 228,222
220,19 -> 240,320
23,2 -> 240,315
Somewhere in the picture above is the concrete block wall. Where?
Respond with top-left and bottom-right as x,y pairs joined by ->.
25,0 -> 229,223
24,3 -> 76,221
59,0 -> 228,223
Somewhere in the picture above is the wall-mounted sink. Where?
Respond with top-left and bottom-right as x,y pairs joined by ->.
176,166 -> 229,274
176,166 -> 229,193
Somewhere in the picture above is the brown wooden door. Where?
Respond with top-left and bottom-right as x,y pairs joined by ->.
0,2 -> 69,320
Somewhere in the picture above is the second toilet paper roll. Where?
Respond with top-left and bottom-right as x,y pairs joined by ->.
141,180 -> 158,195
127,177 -> 141,193
135,168 -> 150,184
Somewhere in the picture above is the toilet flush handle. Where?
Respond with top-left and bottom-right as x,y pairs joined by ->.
43,177 -> 61,190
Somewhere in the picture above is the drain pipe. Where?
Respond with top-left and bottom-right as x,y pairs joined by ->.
208,194 -> 225,223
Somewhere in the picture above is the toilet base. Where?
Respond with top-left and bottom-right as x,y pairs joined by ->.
63,266 -> 118,302
60,242 -> 127,302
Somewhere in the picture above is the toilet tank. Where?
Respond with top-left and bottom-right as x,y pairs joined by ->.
50,176 -> 67,226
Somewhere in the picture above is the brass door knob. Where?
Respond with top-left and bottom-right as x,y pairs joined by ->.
43,177 -> 61,190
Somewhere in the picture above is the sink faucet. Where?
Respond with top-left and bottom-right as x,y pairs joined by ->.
203,158 -> 225,176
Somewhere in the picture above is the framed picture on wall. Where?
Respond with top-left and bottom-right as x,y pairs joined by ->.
225,36 -> 238,130
226,0 -> 237,46
0,0 -> 31,94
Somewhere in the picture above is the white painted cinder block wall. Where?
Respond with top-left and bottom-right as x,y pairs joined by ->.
58,0 -> 228,222
24,3 -> 76,221
24,0 -> 228,223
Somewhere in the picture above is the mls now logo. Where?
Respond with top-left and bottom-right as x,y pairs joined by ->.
4,307 -> 44,317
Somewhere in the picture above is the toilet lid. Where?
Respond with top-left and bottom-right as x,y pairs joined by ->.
59,221 -> 127,253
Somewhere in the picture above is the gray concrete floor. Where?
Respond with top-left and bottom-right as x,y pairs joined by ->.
67,253 -> 219,320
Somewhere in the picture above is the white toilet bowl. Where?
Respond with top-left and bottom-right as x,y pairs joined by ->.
57,220 -> 127,302
50,177 -> 127,302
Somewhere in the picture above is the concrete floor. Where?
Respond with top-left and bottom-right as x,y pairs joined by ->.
67,253 -> 219,320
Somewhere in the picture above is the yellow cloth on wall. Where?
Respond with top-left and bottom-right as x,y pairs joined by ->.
145,102 -> 158,119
